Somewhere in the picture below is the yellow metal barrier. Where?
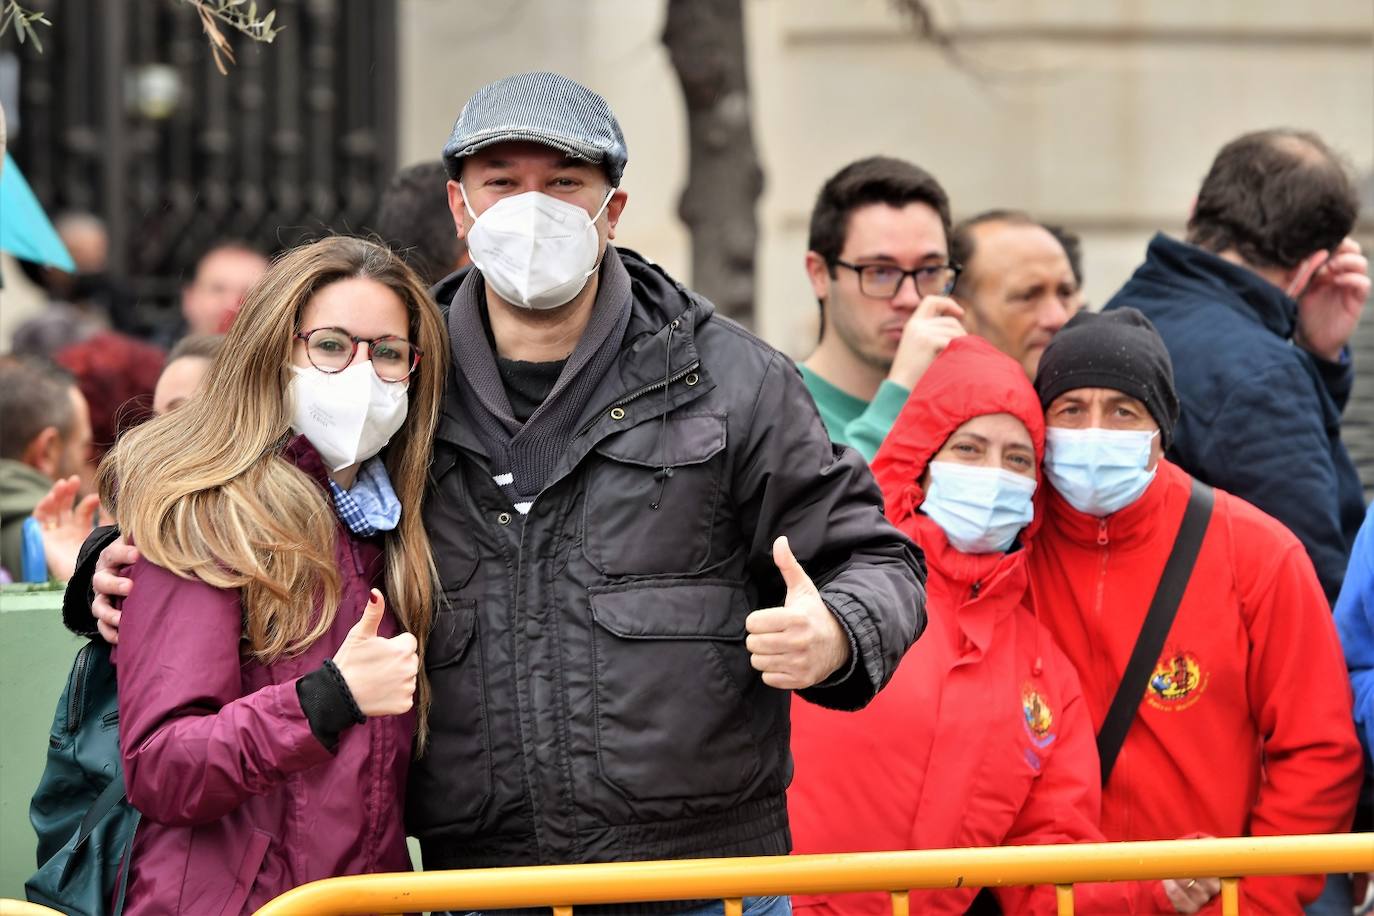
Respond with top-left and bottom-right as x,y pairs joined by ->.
0,901 -> 66,916
255,833 -> 1374,915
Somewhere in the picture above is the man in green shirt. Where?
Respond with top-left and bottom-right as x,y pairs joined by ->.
799,157 -> 965,459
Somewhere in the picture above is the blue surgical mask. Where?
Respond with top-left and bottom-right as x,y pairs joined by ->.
1043,427 -> 1159,517
922,461 -> 1038,554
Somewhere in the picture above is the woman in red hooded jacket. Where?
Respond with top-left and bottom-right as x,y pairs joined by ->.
787,336 -> 1213,915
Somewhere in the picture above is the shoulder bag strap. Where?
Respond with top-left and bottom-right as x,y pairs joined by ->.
1096,477 -> 1215,784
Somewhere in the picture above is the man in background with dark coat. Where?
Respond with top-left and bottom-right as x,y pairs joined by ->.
1103,128 -> 1369,605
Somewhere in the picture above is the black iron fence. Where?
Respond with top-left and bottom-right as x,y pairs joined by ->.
3,0 -> 397,334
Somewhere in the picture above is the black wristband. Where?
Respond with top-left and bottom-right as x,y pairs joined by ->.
322,659 -> 367,725
296,660 -> 366,750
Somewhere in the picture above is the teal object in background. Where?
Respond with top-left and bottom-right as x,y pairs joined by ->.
0,583 -> 84,899
0,584 -> 428,897
0,152 -> 75,271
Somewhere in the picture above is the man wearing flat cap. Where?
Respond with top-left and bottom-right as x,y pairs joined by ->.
1027,308 -> 1362,915
68,72 -> 922,913
410,72 -> 924,910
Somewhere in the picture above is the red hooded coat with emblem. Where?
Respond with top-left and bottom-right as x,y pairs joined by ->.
788,337 -> 1173,915
1029,454 -> 1363,913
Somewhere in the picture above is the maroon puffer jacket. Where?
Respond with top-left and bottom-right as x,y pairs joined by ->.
113,438 -> 414,915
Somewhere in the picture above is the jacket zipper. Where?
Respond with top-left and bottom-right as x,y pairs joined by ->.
1093,519 -> 1112,730
577,361 -> 702,437
67,641 -> 93,734
1093,520 -> 1110,620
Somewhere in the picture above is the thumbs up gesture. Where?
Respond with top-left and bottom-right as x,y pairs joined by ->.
745,536 -> 851,690
330,589 -> 420,716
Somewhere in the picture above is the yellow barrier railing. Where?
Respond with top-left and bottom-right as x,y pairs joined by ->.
0,902 -> 66,916
255,833 -> 1374,916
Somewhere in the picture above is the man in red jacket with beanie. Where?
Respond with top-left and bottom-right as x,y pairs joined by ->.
1029,308 -> 1363,914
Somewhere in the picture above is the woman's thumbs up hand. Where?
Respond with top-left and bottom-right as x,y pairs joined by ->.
331,589 -> 419,716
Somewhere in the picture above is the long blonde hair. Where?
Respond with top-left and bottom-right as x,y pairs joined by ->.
99,237 -> 448,744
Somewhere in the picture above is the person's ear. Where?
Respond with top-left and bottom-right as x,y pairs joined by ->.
1284,249 -> 1330,301
22,426 -> 62,478
605,188 -> 629,240
447,180 -> 470,240
804,251 -> 832,303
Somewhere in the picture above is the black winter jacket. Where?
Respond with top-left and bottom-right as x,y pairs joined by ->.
412,249 -> 926,881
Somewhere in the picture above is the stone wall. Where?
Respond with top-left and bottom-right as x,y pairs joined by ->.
397,0 -> 1374,488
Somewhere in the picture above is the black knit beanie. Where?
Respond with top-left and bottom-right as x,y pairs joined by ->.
1033,308 -> 1180,448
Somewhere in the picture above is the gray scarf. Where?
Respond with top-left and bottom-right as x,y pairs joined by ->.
449,248 -> 633,508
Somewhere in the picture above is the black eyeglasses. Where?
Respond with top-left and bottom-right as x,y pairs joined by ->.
293,327 -> 422,382
834,260 -> 962,299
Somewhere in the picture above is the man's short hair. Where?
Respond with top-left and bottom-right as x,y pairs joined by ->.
0,355 -> 77,461
1041,222 -> 1084,288
948,209 -> 1039,295
1187,129 -> 1359,270
371,161 -> 468,288
807,156 -> 952,268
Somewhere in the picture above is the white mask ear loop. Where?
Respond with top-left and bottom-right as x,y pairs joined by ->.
459,182 -> 479,221
590,187 -> 615,223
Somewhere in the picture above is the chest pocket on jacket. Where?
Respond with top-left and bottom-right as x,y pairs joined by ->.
583,412 -> 727,577
589,580 -> 762,802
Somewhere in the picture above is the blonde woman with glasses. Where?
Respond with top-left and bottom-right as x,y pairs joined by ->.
94,236 -> 447,914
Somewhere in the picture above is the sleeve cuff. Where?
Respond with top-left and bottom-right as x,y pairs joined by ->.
798,591 -> 883,710
843,381 -> 911,461
1311,346 -> 1354,407
296,660 -> 366,751
813,598 -> 860,689
869,380 -> 911,425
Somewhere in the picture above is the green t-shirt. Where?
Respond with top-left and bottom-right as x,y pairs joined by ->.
797,364 -> 910,461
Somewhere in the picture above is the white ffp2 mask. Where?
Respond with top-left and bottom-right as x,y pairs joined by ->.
289,362 -> 408,472
463,187 -> 614,310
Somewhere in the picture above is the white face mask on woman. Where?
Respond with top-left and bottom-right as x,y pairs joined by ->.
289,361 -> 408,472
462,187 -> 615,311
921,461 -> 1038,554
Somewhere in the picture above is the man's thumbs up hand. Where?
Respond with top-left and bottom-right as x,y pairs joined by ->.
744,536 -> 851,690
331,589 -> 419,717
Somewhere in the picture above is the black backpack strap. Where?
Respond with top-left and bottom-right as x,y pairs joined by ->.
73,776 -> 125,852
1096,478 -> 1214,784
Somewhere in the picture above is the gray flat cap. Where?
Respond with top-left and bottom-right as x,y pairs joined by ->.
442,72 -> 628,186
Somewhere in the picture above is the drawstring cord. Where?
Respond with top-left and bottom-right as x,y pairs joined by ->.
649,319 -> 678,510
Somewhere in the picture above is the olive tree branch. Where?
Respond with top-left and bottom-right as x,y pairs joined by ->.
1,0 -> 279,72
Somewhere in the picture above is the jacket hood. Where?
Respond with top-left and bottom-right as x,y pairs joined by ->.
872,336 -> 1046,542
